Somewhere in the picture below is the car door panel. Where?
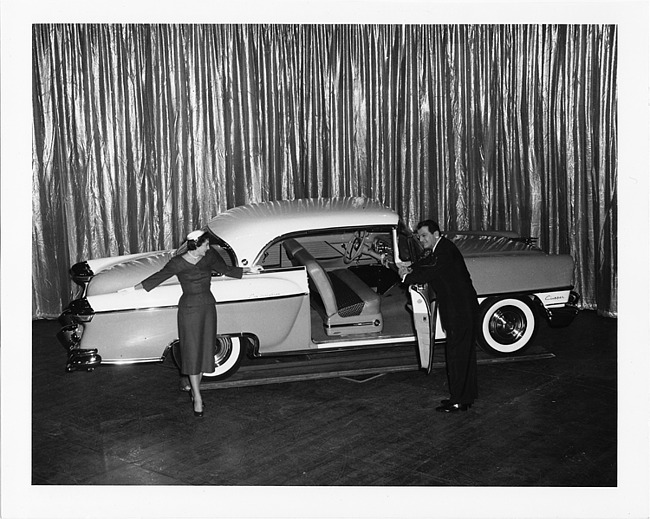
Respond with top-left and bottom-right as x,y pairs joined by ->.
408,284 -> 437,373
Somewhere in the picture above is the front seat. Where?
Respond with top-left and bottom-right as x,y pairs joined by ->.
283,239 -> 383,336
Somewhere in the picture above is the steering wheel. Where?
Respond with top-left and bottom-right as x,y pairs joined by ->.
343,231 -> 368,263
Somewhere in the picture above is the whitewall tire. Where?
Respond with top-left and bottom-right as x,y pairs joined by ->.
203,336 -> 244,379
477,296 -> 537,355
171,336 -> 245,380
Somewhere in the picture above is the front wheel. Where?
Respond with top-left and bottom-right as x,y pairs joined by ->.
477,296 -> 537,356
171,336 -> 245,380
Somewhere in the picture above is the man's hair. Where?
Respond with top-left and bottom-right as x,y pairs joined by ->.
416,219 -> 441,234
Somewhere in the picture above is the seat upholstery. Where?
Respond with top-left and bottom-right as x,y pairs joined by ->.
283,239 -> 339,317
283,239 -> 383,336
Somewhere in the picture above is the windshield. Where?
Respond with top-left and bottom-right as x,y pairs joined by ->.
396,220 -> 424,263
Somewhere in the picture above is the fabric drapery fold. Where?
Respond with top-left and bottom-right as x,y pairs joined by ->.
32,24 -> 617,318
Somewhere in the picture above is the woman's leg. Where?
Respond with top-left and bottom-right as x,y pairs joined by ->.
189,373 -> 203,412
179,375 -> 191,392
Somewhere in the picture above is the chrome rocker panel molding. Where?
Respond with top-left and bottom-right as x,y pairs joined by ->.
66,341 -> 178,371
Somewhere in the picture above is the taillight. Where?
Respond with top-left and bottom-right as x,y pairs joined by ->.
67,298 -> 95,322
69,261 -> 94,286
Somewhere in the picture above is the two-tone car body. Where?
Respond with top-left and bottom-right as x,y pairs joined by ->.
57,197 -> 580,377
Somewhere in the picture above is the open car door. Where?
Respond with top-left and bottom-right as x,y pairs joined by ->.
408,284 -> 436,374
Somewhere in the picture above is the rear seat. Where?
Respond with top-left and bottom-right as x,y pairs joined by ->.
283,239 -> 383,336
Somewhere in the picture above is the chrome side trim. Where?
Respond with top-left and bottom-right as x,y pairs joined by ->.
101,357 -> 165,365
314,335 -> 416,349
476,286 -> 575,300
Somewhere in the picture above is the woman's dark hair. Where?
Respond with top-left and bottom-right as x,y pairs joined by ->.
416,219 -> 441,234
187,232 -> 210,250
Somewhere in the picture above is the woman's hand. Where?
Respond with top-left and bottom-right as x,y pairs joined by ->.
244,265 -> 263,274
118,283 -> 142,293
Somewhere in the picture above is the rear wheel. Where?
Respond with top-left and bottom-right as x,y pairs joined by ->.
171,336 -> 245,380
204,336 -> 245,379
477,296 -> 537,355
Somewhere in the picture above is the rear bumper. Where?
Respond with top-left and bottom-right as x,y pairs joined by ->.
57,298 -> 101,372
65,348 -> 102,372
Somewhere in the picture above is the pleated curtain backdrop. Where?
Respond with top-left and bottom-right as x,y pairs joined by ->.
32,24 -> 617,318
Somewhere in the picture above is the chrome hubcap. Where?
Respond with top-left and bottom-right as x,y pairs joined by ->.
214,337 -> 233,366
489,306 -> 526,345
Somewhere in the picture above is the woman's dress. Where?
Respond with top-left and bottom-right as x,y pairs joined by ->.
140,248 -> 243,375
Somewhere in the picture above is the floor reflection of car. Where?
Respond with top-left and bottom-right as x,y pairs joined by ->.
57,197 -> 580,378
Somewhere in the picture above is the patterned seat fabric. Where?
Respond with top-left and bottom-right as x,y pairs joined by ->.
283,239 -> 383,335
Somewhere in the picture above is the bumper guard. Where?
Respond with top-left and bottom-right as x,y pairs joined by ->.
66,349 -> 102,372
545,291 -> 581,328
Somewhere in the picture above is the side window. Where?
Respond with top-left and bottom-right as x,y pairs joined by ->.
399,234 -> 424,262
259,242 -> 285,268
259,228 -> 402,268
299,240 -> 346,261
259,236 -> 346,269
397,222 -> 423,262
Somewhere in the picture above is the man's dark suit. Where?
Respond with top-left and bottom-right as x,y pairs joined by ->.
403,236 -> 479,405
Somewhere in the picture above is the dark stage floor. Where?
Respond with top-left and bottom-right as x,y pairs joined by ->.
31,310 -> 617,489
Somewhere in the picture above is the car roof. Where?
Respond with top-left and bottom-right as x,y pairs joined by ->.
206,197 -> 400,265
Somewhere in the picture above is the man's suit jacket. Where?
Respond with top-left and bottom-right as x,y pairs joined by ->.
403,236 -> 478,331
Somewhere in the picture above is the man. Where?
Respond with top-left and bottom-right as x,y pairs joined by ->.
400,220 -> 479,413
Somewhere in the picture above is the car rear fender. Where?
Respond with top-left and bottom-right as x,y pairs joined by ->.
77,269 -> 311,361
466,253 -> 575,296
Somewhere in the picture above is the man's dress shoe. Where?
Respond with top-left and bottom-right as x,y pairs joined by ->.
435,401 -> 472,413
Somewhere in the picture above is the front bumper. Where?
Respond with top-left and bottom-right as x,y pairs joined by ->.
545,291 -> 581,327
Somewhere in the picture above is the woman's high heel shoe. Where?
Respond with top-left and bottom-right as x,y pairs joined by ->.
190,392 -> 205,417
192,400 -> 204,417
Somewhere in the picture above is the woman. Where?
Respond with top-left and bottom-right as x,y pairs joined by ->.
134,230 -> 257,417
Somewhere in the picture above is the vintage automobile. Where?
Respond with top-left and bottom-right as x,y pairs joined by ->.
57,197 -> 580,377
